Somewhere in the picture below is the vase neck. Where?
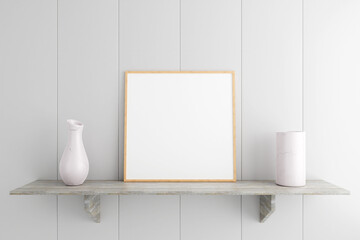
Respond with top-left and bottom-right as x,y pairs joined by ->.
68,129 -> 83,143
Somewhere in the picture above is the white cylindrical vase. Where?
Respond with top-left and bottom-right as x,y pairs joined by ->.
276,131 -> 306,187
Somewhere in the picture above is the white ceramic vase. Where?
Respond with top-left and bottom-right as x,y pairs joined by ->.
276,131 -> 306,187
59,119 -> 89,186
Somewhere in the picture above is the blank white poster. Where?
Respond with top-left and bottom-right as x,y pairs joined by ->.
124,72 -> 236,181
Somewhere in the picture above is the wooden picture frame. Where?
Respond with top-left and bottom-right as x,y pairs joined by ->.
124,71 -> 236,182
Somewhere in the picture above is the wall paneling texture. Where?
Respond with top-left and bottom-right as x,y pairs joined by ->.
1,0 -> 359,239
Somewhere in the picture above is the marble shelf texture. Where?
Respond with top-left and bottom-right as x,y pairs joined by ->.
10,180 -> 349,223
10,180 -> 349,196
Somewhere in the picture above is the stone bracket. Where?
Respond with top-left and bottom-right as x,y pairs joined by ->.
84,195 -> 100,223
260,195 -> 275,223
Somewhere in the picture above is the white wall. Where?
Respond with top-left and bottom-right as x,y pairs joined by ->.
0,0 -> 359,239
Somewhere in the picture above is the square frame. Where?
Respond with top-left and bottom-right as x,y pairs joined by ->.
124,71 -> 236,182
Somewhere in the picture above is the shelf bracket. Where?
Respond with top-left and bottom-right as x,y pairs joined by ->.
84,195 -> 100,223
260,195 -> 275,223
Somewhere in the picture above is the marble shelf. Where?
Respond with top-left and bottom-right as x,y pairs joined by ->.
10,180 -> 349,223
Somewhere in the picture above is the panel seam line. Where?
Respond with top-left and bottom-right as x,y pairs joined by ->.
179,1 -> 182,240
302,0 -> 305,240
56,0 -> 59,240
240,0 -> 243,239
118,0 -> 121,240
179,0 -> 182,71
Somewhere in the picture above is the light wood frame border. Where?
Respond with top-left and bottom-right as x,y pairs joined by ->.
124,71 -> 236,182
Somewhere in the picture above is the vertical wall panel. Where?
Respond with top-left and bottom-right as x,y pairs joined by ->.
181,196 -> 241,240
304,0 -> 360,239
181,0 -> 242,178
242,0 -> 303,180
58,196 -> 118,240
119,196 -> 180,240
242,0 -> 302,239
0,0 -> 57,239
58,0 -> 118,239
181,1 -> 241,239
242,196 -> 302,239
119,0 -> 180,179
58,0 -> 119,180
119,1 -> 180,239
